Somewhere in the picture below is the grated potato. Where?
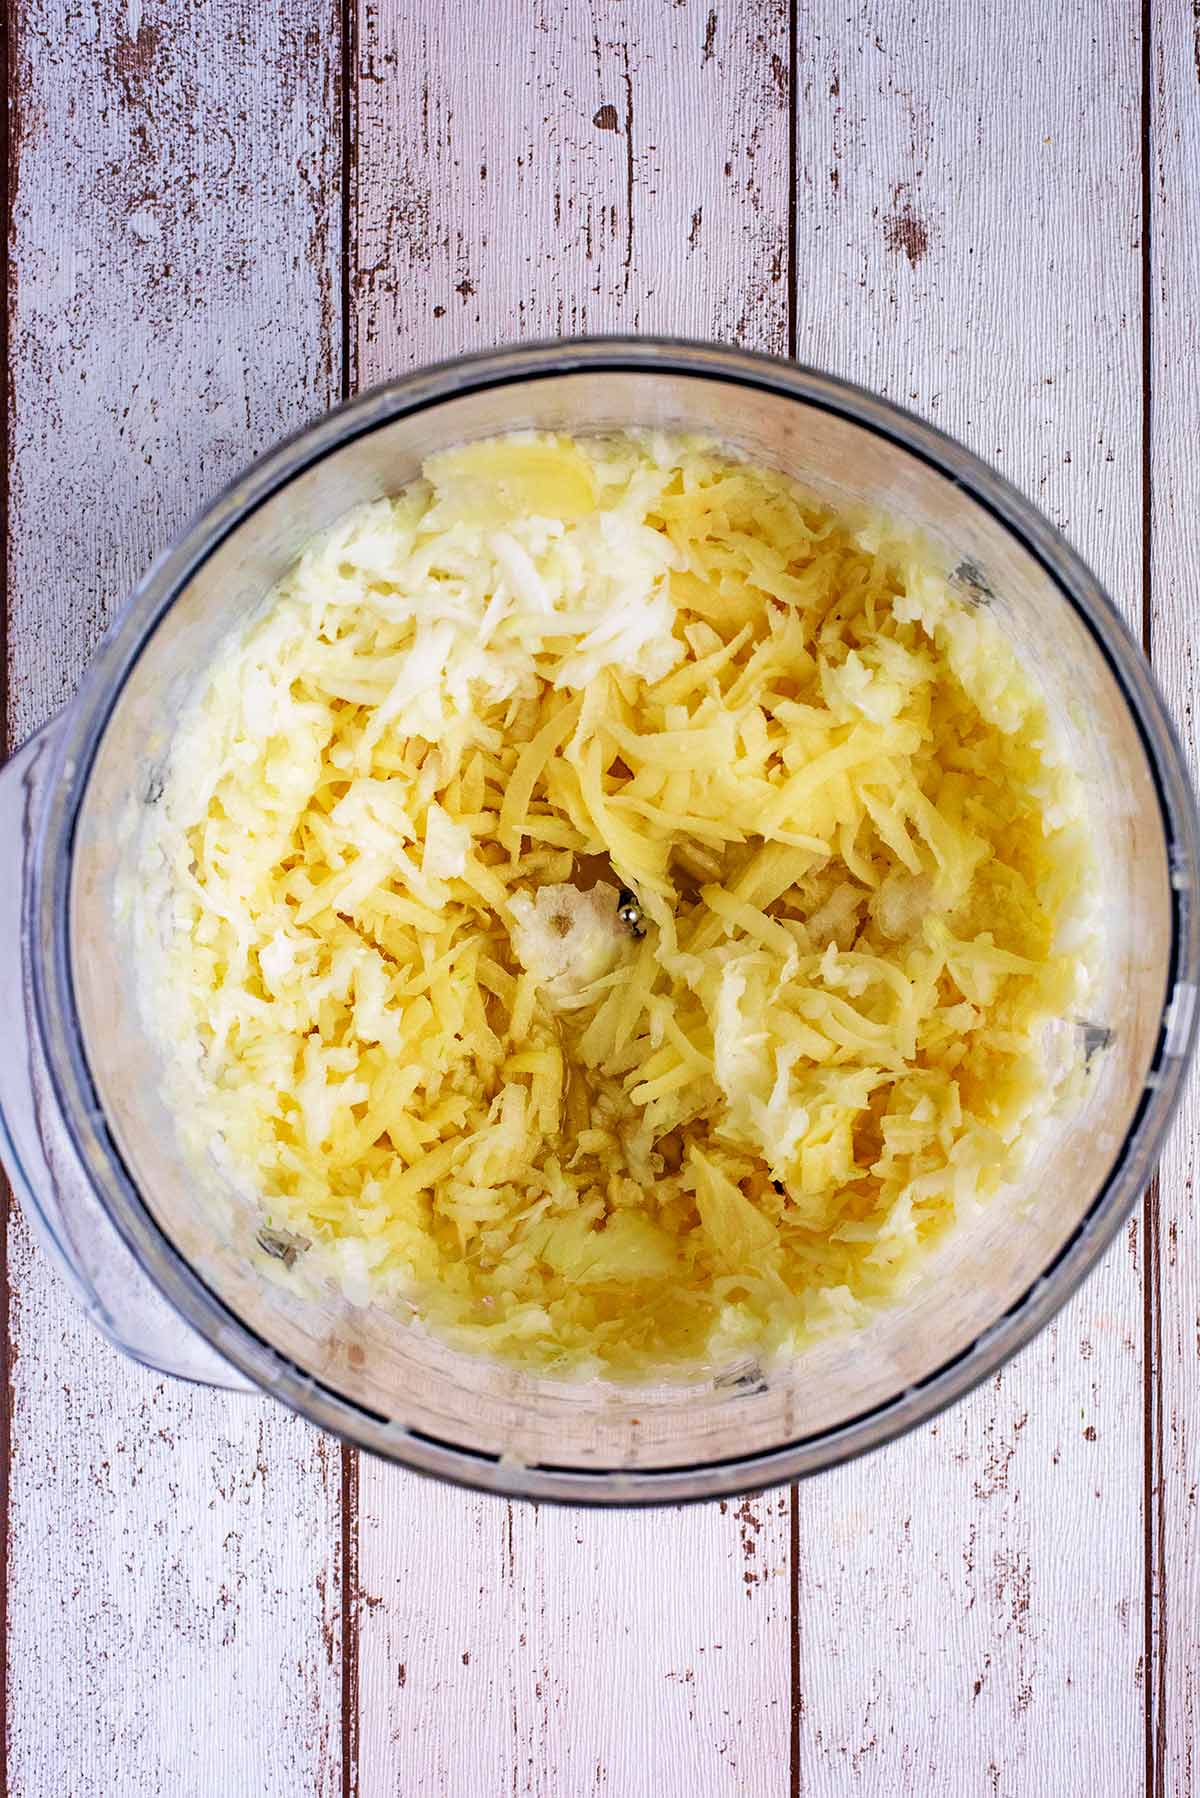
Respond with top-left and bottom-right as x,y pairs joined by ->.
135,431 -> 1092,1374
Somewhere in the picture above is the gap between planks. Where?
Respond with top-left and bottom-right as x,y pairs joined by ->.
1139,0 -> 1160,1786
339,1 -> 362,1793
3,3 -> 20,1791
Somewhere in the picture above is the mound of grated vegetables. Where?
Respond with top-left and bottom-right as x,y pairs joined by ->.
137,431 -> 1091,1375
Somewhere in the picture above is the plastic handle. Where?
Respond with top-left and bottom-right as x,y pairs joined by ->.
0,721 -> 256,1392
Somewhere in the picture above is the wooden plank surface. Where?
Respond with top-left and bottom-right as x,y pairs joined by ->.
4,0 -> 1197,1792
5,4 -> 346,1793
788,7 -> 1148,1793
1147,2 -> 1200,1790
350,4 -> 795,1793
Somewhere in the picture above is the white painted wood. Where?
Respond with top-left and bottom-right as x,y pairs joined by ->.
352,0 -> 789,368
355,1488 -> 791,1795
6,4 -> 346,1792
350,4 -> 794,1793
1148,5 -> 1200,1790
789,7 -> 1147,1792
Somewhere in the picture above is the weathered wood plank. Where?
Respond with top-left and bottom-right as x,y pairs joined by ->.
356,1488 -> 791,1794
789,7 -> 1146,1793
350,4 -> 794,1793
6,3 -> 345,1792
1147,3 -> 1200,1790
353,0 -> 789,370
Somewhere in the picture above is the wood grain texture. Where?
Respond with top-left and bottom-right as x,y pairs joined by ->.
789,7 -> 1147,1793
351,0 -> 789,368
350,4 -> 794,1793
356,1488 -> 791,1795
5,3 -> 345,1792
1147,4 -> 1200,1791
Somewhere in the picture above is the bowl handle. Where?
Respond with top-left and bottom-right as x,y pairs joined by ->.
0,722 -> 256,1393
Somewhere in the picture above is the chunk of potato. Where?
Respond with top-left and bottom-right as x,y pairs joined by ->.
427,437 -> 597,525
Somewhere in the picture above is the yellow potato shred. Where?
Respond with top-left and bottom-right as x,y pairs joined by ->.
144,432 -> 1089,1374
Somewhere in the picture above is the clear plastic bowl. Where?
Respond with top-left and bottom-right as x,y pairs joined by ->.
2,339 -> 1196,1504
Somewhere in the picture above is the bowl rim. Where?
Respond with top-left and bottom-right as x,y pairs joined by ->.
29,336 -> 1200,1504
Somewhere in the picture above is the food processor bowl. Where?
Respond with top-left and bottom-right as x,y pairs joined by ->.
2,340 -> 1196,1504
